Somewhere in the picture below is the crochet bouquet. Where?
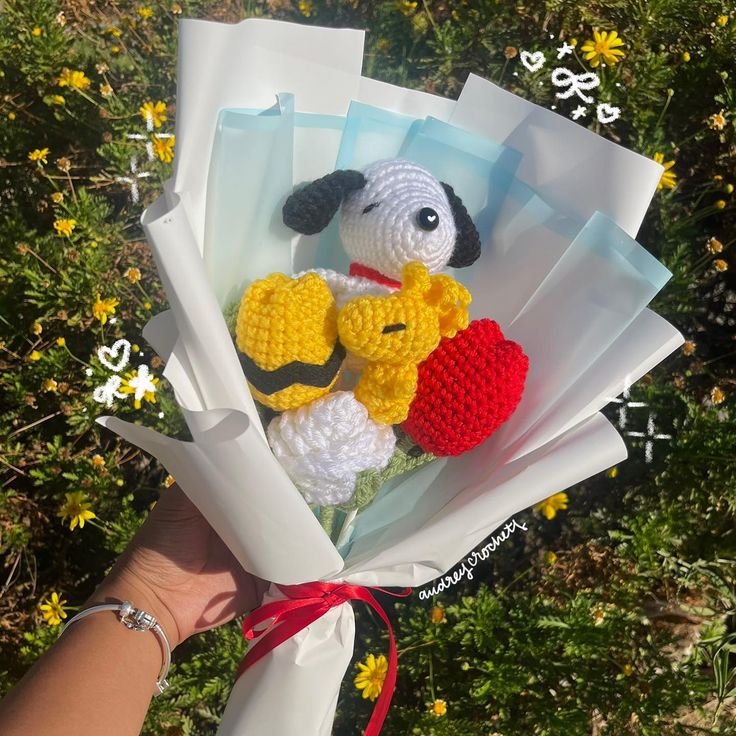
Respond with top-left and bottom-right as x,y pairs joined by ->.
101,18 -> 683,736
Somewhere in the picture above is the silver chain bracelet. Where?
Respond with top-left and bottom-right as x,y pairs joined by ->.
61,601 -> 171,695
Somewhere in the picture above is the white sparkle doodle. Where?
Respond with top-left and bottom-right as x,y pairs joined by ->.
93,375 -> 127,408
115,155 -> 151,203
571,105 -> 588,120
551,67 -> 600,103
626,414 -> 672,463
125,364 -> 158,405
556,41 -> 575,59
520,50 -> 546,72
97,339 -> 131,372
596,102 -> 621,124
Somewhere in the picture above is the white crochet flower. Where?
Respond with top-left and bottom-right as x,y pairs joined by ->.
267,391 -> 396,506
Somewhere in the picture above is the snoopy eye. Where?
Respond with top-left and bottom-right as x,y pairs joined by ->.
416,207 -> 440,231
382,323 -> 406,334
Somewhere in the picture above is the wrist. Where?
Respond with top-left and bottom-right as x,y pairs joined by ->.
90,568 -> 182,649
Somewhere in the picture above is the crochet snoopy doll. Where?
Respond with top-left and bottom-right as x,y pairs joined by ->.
283,159 -> 481,306
236,158 -> 528,520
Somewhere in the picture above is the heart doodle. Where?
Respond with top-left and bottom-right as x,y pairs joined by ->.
97,339 -> 131,372
520,50 -> 546,72
597,103 -> 621,124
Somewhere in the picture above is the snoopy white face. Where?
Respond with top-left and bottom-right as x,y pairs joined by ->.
339,159 -> 457,282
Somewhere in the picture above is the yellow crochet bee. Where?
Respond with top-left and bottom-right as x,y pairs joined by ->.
338,262 -> 471,424
235,272 -> 344,411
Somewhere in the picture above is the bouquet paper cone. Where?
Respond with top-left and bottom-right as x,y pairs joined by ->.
98,18 -> 683,735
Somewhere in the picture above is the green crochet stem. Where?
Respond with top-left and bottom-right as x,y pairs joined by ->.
320,438 -> 437,542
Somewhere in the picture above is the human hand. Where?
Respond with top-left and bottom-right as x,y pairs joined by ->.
92,485 -> 269,648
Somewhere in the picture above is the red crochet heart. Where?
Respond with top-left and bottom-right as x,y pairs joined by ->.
402,318 -> 528,456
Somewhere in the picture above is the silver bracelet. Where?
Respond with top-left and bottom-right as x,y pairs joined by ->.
61,601 -> 171,695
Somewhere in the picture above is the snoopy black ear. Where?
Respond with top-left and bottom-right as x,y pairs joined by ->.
282,170 -> 367,235
441,182 -> 481,268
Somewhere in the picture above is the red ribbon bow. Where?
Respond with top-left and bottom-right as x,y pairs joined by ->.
237,581 -> 412,736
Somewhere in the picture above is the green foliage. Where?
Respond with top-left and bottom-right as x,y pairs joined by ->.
1,0 -> 735,733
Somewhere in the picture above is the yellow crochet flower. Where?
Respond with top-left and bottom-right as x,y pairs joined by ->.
354,654 -> 388,702
40,592 -> 68,626
58,491 -> 96,530
534,492 -> 569,520
581,30 -> 625,68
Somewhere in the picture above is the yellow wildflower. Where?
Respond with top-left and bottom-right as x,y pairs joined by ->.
396,0 -> 417,15
171,3 -> 183,14
29,350 -> 42,362
681,51 -> 690,62
106,26 -> 122,38
706,237 -> 724,254
504,46 -> 518,59
92,293 -> 119,325
8,112 -> 16,120
139,100 -> 167,128
711,386 -> 726,405
50,95 -> 65,106
119,366 -> 159,409
100,83 -> 113,98
653,152 -> 677,191
111,45 -> 121,54
714,259 -> 728,272
580,30 -> 625,68
51,192 -> 64,204
606,466 -> 619,478
709,110 -> 727,130
56,157 -> 71,173
39,592 -> 67,626
91,454 -> 105,469
58,491 -> 96,530
715,200 -> 726,210
137,7 -> 153,19
534,492 -> 568,520
716,15 -> 729,26
31,322 -> 43,335
430,605 -> 447,624
58,68 -> 91,91
354,654 -> 388,702
28,148 -> 50,165
32,26 -> 42,37
56,337 -> 66,347
53,218 -> 77,237
592,606 -> 606,625
543,550 -> 558,565
429,699 -> 447,717
622,663 -> 634,676
298,0 -> 314,16
682,340 -> 696,356
43,378 -> 58,392
143,301 -> 152,310
124,266 -> 142,283
152,135 -> 175,163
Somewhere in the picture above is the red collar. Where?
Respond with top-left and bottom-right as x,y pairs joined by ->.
349,262 -> 402,289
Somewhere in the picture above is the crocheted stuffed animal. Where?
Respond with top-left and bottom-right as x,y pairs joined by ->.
235,272 -> 344,411
338,262 -> 471,424
283,159 -> 481,306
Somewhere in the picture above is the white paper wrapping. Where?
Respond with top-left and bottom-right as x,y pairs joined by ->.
98,18 -> 684,735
